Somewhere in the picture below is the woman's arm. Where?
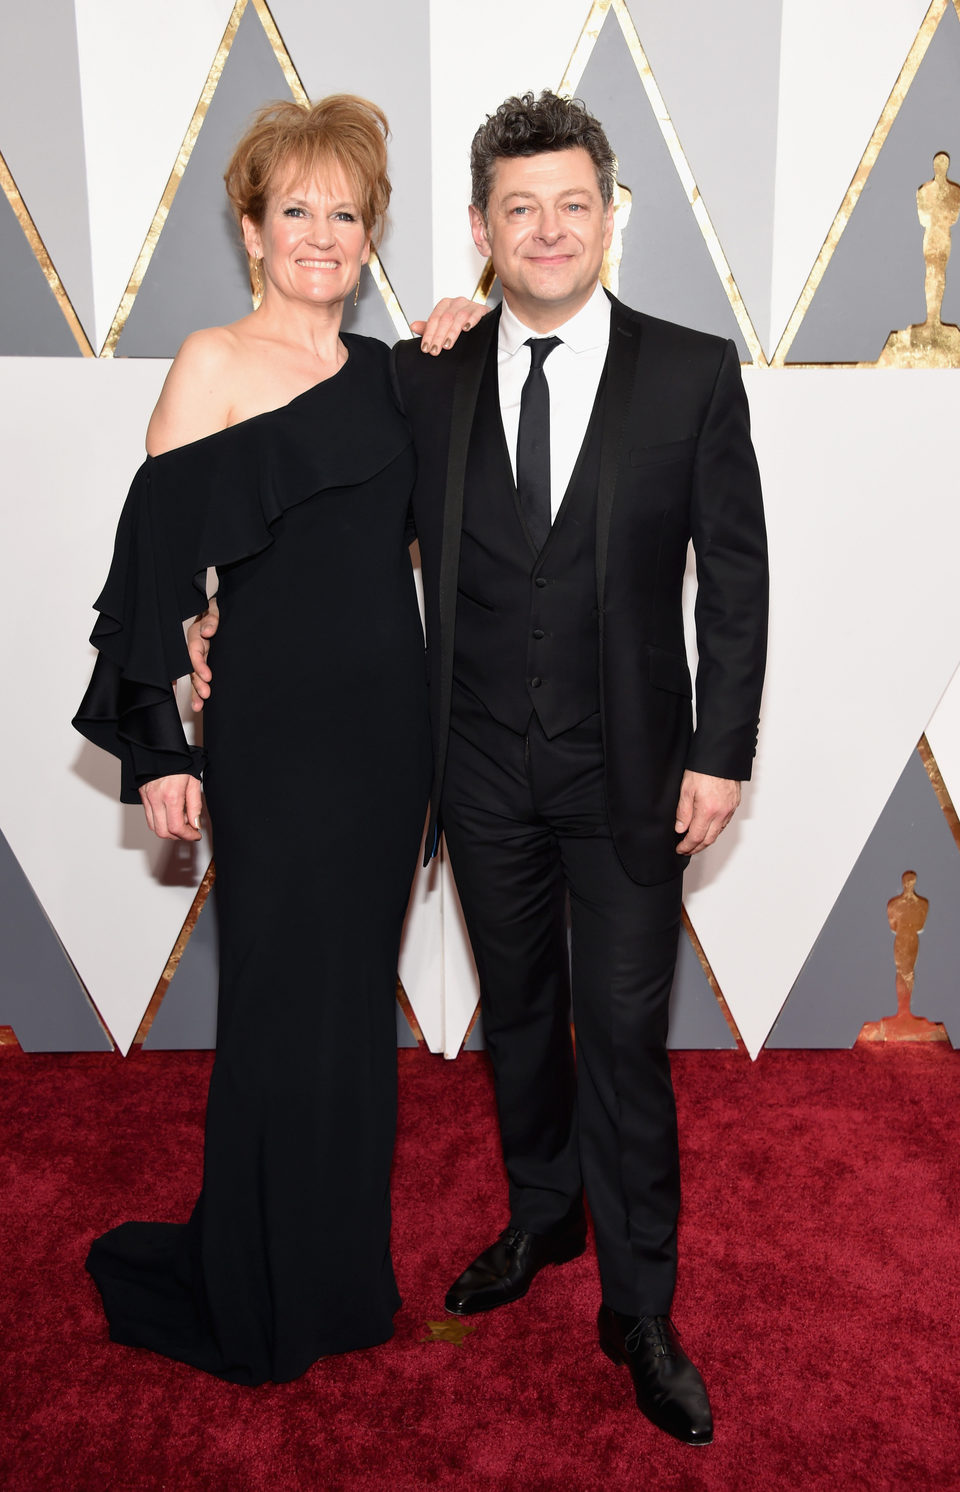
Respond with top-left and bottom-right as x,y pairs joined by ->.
147,326 -> 236,455
135,331 -> 234,839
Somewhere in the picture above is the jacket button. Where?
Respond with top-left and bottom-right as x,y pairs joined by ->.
531,676 -> 543,688
535,577 -> 547,588
532,628 -> 545,640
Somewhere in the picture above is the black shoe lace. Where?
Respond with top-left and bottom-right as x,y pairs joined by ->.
625,1315 -> 679,1358
500,1226 -> 525,1254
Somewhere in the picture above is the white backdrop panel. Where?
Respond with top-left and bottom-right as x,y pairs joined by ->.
428,0 -> 595,300
0,357 -> 202,1053
399,850 -> 480,1058
684,367 -> 960,1056
399,857 -> 445,1053
926,662 -> 960,811
771,0 -> 932,355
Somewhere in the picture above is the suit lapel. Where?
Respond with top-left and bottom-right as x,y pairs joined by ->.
438,308 -> 500,628
596,297 -> 642,605
435,308 -> 501,801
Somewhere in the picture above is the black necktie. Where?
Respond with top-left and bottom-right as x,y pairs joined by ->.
516,336 -> 561,551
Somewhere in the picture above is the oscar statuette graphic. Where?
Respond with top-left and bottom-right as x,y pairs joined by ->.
877,152 -> 960,367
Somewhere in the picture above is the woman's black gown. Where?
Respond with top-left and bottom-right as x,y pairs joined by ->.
74,335 -> 431,1385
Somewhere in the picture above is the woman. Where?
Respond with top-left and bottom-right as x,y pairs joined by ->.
74,96 -> 472,1385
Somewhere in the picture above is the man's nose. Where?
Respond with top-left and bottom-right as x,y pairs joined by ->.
536,211 -> 563,242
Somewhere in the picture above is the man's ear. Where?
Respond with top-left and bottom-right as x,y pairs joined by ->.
602,199 -> 615,253
468,204 -> 491,257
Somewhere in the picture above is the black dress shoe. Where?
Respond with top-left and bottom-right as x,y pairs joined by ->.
598,1306 -> 713,1446
445,1211 -> 587,1316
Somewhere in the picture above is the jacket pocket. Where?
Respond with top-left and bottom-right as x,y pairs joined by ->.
629,437 -> 697,468
646,644 -> 692,697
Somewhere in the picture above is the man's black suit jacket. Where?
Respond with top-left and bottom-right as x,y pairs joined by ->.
392,292 -> 768,886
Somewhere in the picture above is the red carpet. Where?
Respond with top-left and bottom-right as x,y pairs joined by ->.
1,1043 -> 958,1490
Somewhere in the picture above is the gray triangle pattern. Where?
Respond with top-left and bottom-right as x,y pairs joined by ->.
0,0 -> 96,342
143,885 -> 219,1049
0,188 -> 82,355
341,273 -> 406,343
116,6 -> 407,356
0,828 -> 111,1050
576,11 -> 749,357
788,6 -> 960,363
766,749 -> 960,1047
116,5 -> 287,355
622,0 -> 782,355
667,925 -> 737,1050
458,921 -> 735,1054
144,879 -> 423,1049
396,1000 -> 419,1048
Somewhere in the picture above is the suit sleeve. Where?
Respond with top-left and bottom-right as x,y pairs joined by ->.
686,340 -> 768,781
390,341 -> 419,545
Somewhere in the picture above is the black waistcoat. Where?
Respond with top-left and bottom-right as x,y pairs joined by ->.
452,341 -> 606,739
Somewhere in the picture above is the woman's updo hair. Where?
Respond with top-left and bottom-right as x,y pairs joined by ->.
224,95 -> 391,247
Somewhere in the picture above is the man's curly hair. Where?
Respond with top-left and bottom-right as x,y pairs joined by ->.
470,91 -> 617,219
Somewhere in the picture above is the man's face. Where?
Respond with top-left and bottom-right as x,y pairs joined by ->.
469,146 -> 614,332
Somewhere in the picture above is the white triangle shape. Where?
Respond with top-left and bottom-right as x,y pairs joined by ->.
685,366 -> 960,1056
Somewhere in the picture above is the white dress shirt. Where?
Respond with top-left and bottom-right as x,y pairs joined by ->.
497,281 -> 612,522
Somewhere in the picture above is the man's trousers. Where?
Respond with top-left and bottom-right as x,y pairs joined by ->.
441,697 -> 684,1316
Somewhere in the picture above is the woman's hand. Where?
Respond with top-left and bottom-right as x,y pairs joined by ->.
139,774 -> 204,841
410,297 -> 490,355
187,601 -> 220,712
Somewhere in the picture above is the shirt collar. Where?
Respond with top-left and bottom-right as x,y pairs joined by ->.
498,280 -> 611,357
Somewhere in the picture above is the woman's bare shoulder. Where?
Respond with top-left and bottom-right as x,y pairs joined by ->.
146,323 -> 251,456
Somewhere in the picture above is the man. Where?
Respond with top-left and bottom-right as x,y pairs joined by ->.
396,91 -> 766,1447
193,92 -> 767,1445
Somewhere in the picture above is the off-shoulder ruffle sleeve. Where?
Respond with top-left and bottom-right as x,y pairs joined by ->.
73,343 -> 412,802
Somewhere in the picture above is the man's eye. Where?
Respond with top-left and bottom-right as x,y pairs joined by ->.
512,206 -> 530,216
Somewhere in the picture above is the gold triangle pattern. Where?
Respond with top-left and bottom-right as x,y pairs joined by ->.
101,0 -> 410,358
459,1000 -> 482,1053
772,0 -> 956,367
564,0 -> 766,366
396,980 -> 426,1045
471,0 -> 766,363
448,915 -> 743,1057
0,149 -> 94,356
132,859 -> 217,1047
100,0 -> 247,357
918,733 -> 960,854
133,863 -> 427,1048
681,908 -> 747,1053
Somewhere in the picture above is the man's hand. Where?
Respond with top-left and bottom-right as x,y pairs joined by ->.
139,773 -> 203,841
674,771 -> 741,855
410,297 -> 490,355
187,602 -> 219,712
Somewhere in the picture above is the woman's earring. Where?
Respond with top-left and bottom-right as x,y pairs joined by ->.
353,274 -> 361,307
251,256 -> 264,305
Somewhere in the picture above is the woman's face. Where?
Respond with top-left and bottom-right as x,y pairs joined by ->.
243,160 -> 370,309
